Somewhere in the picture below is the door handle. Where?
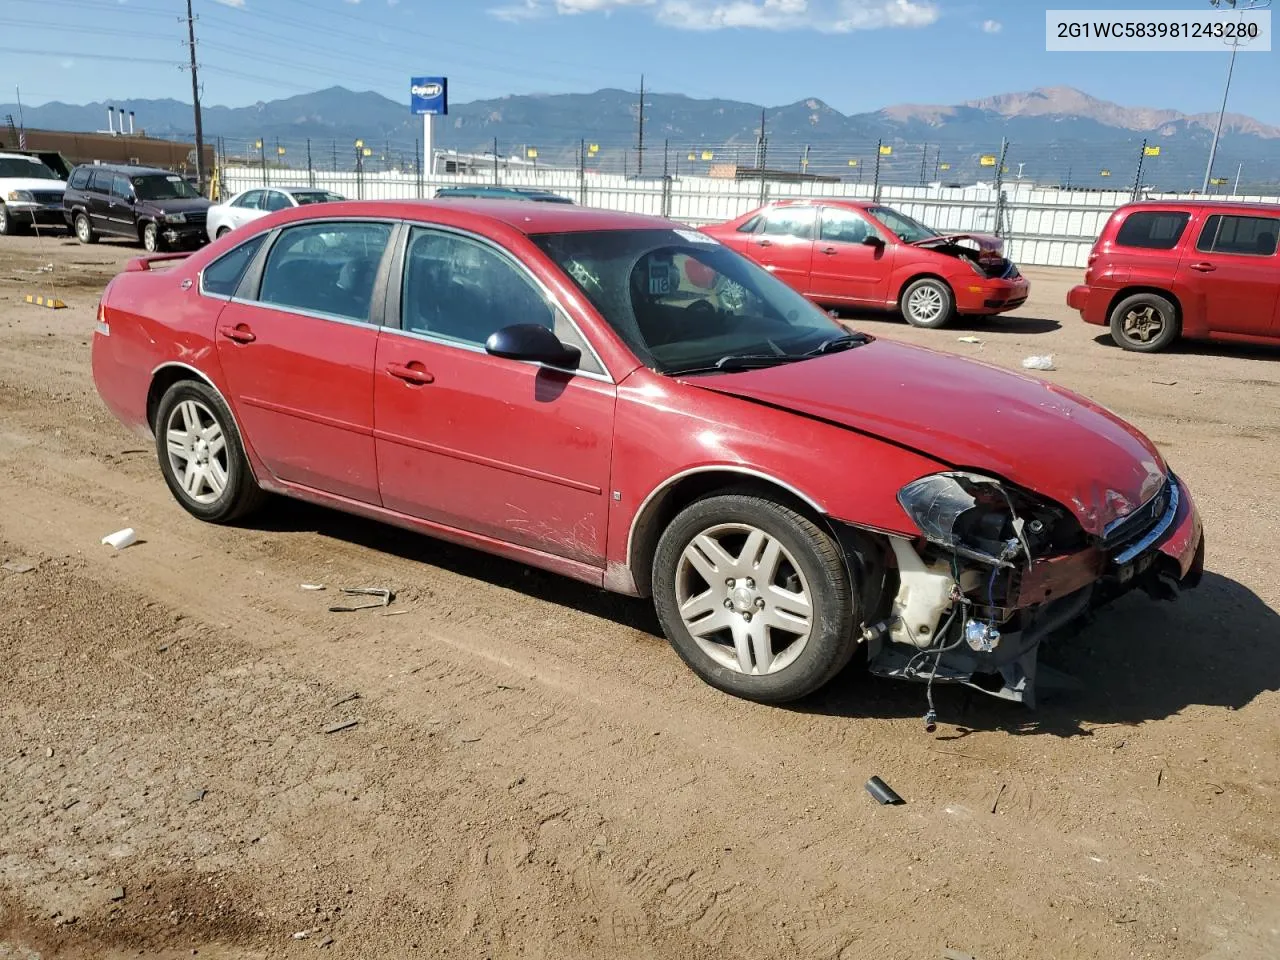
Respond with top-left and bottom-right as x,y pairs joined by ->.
220,325 -> 256,344
1189,262 -> 1216,273
757,239 -> 773,247
386,362 -> 434,385
820,246 -> 838,255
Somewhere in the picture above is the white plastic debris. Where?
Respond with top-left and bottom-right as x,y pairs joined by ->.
1022,355 -> 1056,371
957,336 -> 983,344
101,528 -> 137,550
300,584 -> 326,591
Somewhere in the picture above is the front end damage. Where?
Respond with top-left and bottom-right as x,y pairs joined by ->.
853,470 -> 1205,714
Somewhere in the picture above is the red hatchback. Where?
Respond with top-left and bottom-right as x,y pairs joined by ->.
700,199 -> 1030,328
1067,200 -> 1280,352
91,200 -> 1202,714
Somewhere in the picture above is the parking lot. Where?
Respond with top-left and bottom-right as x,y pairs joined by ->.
1,231 -> 1277,960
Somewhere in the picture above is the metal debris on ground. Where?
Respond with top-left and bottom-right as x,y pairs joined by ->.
864,776 -> 905,805
1152,379 -> 1177,386
323,719 -> 360,734
2,560 -> 35,574
1022,355 -> 1056,371
327,587 -> 394,612
100,528 -> 137,550
331,692 -> 362,709
943,950 -> 979,960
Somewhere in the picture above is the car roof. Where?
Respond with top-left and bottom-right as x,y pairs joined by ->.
272,198 -> 677,235
73,162 -> 174,176
0,152 -> 51,161
1119,198 -> 1280,215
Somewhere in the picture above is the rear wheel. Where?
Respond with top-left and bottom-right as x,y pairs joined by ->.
901,277 -> 955,328
74,212 -> 97,244
153,380 -> 266,524
1109,292 -> 1179,353
652,494 -> 857,704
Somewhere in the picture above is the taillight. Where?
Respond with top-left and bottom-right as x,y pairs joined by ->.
1088,252 -> 1099,266
95,300 -> 110,337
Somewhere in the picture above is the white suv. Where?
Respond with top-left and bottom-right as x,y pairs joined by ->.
0,153 -> 67,236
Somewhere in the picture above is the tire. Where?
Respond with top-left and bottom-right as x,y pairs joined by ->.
74,212 -> 98,244
901,277 -> 956,329
0,204 -> 21,236
153,380 -> 266,524
142,221 -> 164,253
1109,292 -> 1180,353
652,494 -> 857,704
216,226 -> 231,239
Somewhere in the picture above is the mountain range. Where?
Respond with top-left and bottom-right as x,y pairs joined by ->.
3,85 -> 1276,189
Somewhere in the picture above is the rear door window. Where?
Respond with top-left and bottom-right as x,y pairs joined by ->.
201,234 -> 267,298
1196,215 -> 1279,257
760,207 -> 816,240
1114,211 -> 1190,250
88,170 -> 113,193
68,167 -> 91,190
256,221 -> 393,324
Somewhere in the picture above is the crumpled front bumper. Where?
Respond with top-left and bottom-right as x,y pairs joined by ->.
868,475 -> 1205,708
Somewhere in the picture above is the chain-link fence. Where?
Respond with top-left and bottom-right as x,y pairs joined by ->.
215,133 -> 1280,270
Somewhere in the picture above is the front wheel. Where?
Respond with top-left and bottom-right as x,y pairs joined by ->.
1109,292 -> 1179,352
154,380 -> 266,524
142,221 -> 164,253
0,204 -> 20,236
901,277 -> 956,328
652,494 -> 857,704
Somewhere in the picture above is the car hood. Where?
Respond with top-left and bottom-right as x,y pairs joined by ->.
142,197 -> 212,214
911,233 -> 1004,257
2,178 -> 65,193
685,339 -> 1167,535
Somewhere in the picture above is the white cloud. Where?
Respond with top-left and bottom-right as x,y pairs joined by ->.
210,0 -> 246,7
489,0 -> 938,30
981,18 -> 1002,33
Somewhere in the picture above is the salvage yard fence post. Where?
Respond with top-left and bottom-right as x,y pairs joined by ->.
993,138 -> 1010,239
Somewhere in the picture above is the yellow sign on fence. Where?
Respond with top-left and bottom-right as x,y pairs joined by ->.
879,144 -> 893,156
979,155 -> 997,167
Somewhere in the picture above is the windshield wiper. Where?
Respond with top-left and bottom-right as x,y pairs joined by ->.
803,333 -> 870,357
668,353 -> 805,376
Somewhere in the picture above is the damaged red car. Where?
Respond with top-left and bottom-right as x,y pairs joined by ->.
90,200 -> 1202,715
699,199 -> 1030,328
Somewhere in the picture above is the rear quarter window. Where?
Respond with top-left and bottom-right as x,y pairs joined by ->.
1114,211 -> 1190,250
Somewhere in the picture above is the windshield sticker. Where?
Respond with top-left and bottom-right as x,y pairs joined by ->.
674,228 -> 717,245
648,262 -> 672,296
166,175 -> 182,182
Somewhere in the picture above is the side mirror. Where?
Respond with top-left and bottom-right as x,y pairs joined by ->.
485,323 -> 581,369
861,234 -> 885,248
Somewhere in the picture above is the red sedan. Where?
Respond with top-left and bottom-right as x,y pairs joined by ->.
701,199 -> 1030,328
91,200 -> 1202,714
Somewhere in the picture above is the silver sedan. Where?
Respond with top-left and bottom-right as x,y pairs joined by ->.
206,186 -> 345,241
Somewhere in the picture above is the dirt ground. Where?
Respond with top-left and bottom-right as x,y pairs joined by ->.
0,231 -> 1277,960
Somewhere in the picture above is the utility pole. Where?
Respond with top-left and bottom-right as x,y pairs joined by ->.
993,137 -> 1010,237
919,144 -> 928,186
757,108 -> 769,205
1201,0 -> 1271,193
184,0 -> 206,193
1132,138 -> 1149,201
636,74 -> 646,178
493,137 -> 499,185
1233,160 -> 1244,194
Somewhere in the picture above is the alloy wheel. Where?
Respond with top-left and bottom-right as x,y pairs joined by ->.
75,215 -> 91,243
907,285 -> 944,324
1122,305 -> 1165,344
165,399 -> 229,505
675,523 -> 813,676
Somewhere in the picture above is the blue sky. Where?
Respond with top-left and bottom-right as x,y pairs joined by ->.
1,0 -> 1277,123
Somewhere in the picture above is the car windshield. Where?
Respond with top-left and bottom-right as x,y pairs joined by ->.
131,174 -> 201,200
532,228 -> 852,375
867,205 -> 939,243
289,191 -> 344,205
0,157 -> 60,180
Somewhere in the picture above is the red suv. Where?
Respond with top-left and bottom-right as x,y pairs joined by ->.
1068,201 -> 1280,352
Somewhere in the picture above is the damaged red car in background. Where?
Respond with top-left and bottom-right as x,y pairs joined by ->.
701,199 -> 1029,328
90,200 -> 1201,722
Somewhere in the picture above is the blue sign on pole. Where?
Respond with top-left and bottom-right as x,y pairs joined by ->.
410,77 -> 448,116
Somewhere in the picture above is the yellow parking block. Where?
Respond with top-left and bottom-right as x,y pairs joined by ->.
24,294 -> 67,310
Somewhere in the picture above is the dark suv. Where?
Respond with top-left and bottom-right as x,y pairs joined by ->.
63,163 -> 212,252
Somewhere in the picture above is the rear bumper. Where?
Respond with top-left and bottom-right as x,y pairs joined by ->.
1067,283 -> 1109,326
955,274 -> 1030,314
